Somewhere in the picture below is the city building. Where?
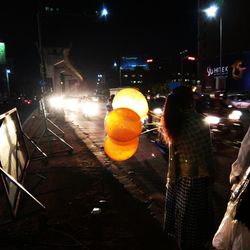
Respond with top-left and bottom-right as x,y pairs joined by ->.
116,56 -> 148,88
105,54 -> 198,95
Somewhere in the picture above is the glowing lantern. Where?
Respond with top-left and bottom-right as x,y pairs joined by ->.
112,88 -> 149,118
104,136 -> 139,161
105,108 -> 142,142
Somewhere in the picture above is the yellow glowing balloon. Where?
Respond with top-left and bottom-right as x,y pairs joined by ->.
104,136 -> 139,161
112,88 -> 149,118
105,108 -> 142,142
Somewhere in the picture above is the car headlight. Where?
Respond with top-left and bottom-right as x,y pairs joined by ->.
82,101 -> 99,116
204,115 -> 220,125
152,108 -> 163,115
228,110 -> 242,120
64,98 -> 80,111
48,96 -> 64,109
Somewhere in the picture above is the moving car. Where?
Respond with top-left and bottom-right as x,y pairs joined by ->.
227,93 -> 250,111
196,96 -> 245,146
145,93 -> 245,153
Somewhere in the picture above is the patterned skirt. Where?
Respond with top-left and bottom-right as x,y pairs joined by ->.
163,177 -> 214,250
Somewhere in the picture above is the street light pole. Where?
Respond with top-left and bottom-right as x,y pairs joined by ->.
119,66 -> 122,87
180,49 -> 188,84
204,4 -> 223,89
114,62 -> 122,87
219,16 -> 222,79
37,10 -> 47,93
197,0 -> 200,85
5,69 -> 11,96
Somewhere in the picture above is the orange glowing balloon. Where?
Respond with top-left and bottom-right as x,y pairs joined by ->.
112,88 -> 149,118
104,136 -> 139,161
104,108 -> 142,142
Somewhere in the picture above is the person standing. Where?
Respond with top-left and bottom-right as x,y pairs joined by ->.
212,125 -> 250,249
160,86 -> 215,250
230,125 -> 250,232
106,94 -> 115,113
230,125 -> 250,190
220,125 -> 250,249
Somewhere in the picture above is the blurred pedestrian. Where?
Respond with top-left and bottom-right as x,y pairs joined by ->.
106,94 -> 115,112
160,86 -> 215,250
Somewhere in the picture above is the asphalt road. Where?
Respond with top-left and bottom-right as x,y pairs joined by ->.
63,102 -> 244,229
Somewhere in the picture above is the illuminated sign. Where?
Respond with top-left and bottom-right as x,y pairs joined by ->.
121,56 -> 149,70
186,56 -> 196,61
207,65 -> 228,77
231,60 -> 247,80
207,59 -> 247,81
0,42 -> 6,64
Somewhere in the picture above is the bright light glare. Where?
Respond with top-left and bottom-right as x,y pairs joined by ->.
228,110 -> 242,120
68,113 -> 77,121
100,7 -> 108,17
48,96 -> 64,109
64,98 -> 80,111
153,108 -> 163,115
82,101 -> 99,116
204,115 -> 220,125
204,5 -> 219,18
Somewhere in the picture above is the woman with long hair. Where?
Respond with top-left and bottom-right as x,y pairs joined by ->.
160,86 -> 215,250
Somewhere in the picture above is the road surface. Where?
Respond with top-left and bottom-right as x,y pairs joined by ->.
64,102 -> 240,228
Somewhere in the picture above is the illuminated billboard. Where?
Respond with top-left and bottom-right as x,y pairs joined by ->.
120,56 -> 149,70
0,42 -> 6,64
205,51 -> 250,91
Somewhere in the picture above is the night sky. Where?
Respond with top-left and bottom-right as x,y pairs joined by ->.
0,0 -> 250,91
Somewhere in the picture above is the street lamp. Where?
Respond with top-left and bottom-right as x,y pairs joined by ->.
180,49 -> 188,84
5,69 -> 11,96
204,4 -> 223,89
114,62 -> 122,87
100,7 -> 109,18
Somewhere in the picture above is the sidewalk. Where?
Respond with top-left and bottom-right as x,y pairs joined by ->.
0,113 -> 178,250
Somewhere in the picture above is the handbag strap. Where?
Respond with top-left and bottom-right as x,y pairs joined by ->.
230,166 -> 250,203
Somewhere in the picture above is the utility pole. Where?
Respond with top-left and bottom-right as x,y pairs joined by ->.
37,10 -> 47,93
197,0 -> 200,86
180,49 -> 188,84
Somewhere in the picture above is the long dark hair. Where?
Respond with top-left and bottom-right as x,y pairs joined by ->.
160,86 -> 194,143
